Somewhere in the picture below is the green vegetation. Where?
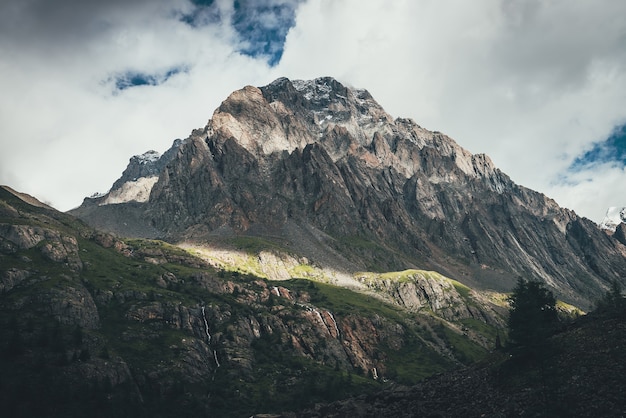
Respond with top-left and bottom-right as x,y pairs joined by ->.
378,269 -> 422,282
433,322 -> 488,364
595,279 -> 626,316
490,285 -> 626,416
451,279 -> 472,300
228,235 -> 288,254
459,318 -> 500,341
0,189 -> 510,417
290,263 -> 316,276
383,329 -> 453,383
334,235 -> 395,272
281,278 -> 404,320
338,235 -> 381,250
216,329 -> 380,415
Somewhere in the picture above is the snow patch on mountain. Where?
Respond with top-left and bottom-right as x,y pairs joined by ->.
292,78 -> 333,101
599,207 -> 626,231
136,150 -> 160,164
101,176 -> 159,205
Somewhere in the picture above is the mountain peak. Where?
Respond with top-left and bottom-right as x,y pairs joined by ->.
291,76 -> 347,101
135,150 -> 161,164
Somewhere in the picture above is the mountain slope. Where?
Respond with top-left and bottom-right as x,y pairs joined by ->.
1,185 -> 506,417
72,77 -> 626,309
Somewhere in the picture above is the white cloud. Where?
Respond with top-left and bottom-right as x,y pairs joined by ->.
0,0 -> 274,210
547,163 -> 626,222
1,0 -> 626,223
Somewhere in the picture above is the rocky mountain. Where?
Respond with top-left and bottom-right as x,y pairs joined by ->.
110,140 -> 183,193
0,185 -> 508,417
72,77 -> 626,309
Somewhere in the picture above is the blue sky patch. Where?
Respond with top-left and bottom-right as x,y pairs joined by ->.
182,0 -> 302,66
113,67 -> 187,91
232,1 -> 301,66
181,0 -> 221,27
570,124 -> 626,170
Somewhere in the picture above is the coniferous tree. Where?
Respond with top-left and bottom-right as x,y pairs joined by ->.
507,278 -> 558,355
596,279 -> 625,316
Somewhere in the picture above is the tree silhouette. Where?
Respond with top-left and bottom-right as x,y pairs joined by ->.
507,278 -> 558,355
596,279 -> 625,316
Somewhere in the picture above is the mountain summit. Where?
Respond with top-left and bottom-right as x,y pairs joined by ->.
72,77 -> 626,308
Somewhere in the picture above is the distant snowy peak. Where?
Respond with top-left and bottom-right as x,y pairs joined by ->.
101,176 -> 159,205
290,77 -> 374,105
599,207 -> 626,231
82,138 -> 186,206
109,139 -> 184,192
134,150 -> 161,164
292,78 -> 335,102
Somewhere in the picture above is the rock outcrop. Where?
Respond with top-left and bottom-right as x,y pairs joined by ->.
0,224 -> 83,272
356,270 -> 504,326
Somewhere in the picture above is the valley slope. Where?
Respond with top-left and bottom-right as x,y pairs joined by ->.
0,185 -> 505,417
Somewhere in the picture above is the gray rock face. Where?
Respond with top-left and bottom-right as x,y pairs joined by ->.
356,271 -> 503,326
73,77 -> 626,308
35,283 -> 101,329
0,224 -> 83,271
111,139 -> 184,192
0,268 -> 31,293
0,224 -> 50,250
613,223 -> 626,246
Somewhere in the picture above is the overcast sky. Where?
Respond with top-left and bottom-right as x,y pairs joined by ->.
1,0 -> 626,223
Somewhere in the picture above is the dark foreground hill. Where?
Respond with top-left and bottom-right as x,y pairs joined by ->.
0,185 -> 507,417
285,308 -> 626,417
2,178 -> 623,418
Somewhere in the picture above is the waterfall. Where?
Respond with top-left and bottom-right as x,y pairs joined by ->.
201,306 -> 211,343
326,311 -> 340,337
312,308 -> 325,327
299,305 -> 341,338
201,306 -> 221,368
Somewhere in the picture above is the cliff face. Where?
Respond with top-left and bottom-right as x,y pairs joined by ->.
73,77 -> 626,308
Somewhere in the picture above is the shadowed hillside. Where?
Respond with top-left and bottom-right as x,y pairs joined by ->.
1,185 -> 507,417
285,303 -> 626,417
